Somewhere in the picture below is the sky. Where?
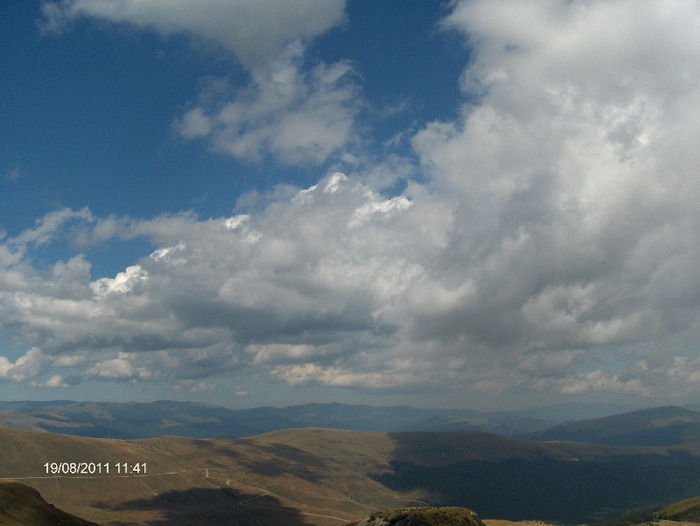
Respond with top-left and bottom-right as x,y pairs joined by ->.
2,0 -> 700,411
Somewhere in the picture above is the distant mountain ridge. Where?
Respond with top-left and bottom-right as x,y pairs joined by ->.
529,405 -> 700,446
0,399 -> 640,439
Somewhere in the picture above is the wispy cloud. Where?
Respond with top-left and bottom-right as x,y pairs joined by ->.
5,168 -> 20,181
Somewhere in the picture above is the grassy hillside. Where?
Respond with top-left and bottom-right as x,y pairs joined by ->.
346,506 -> 486,526
658,496 -> 700,522
0,480 -> 97,525
596,495 -> 700,526
3,425 -> 700,525
0,426 -> 409,525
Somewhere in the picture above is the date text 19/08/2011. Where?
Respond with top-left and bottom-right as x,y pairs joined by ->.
43,462 -> 147,475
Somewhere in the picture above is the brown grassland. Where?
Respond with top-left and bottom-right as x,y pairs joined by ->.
4,425 -> 700,525
0,426 -> 419,525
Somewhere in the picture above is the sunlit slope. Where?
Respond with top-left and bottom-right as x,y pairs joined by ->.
660,496 -> 700,522
0,480 -> 97,525
597,494 -> 700,526
0,426 -> 409,525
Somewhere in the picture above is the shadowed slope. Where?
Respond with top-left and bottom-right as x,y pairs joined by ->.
0,481 -> 98,525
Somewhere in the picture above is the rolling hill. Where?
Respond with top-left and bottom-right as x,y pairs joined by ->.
3,425 -> 700,524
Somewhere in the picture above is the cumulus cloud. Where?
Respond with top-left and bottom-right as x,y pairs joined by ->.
0,174 -> 442,389
559,371 -> 650,397
30,375 -> 70,389
408,0 -> 700,382
0,348 -> 48,383
7,0 -> 700,404
173,43 -> 360,164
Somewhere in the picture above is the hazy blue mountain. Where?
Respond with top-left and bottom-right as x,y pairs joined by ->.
530,405 -> 700,445
0,400 -> 658,440
499,402 -> 641,422
0,400 -> 574,439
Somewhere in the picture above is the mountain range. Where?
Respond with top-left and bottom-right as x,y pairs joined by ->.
529,405 -> 700,445
0,399 -> 641,439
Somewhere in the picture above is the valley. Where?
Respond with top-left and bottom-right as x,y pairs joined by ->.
1,403 -> 700,525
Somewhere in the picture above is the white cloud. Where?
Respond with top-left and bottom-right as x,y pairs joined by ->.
86,357 -> 135,379
177,108 -> 211,139
41,1 -> 355,166
90,265 -> 148,296
6,0 -> 700,405
270,363 -> 422,391
246,343 -> 327,366
407,0 -> 700,360
0,173 -> 445,388
0,348 -> 48,382
560,370 -> 651,397
11,207 -> 93,250
30,375 -> 70,389
39,0 -> 346,70
173,43 -> 360,164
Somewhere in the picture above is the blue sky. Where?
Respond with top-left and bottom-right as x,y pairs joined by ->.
2,0 -> 700,411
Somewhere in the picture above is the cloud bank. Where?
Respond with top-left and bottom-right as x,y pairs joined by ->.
5,0 -> 700,405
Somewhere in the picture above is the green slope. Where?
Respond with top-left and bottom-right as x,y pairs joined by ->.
659,495 -> 700,521
596,495 -> 700,526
